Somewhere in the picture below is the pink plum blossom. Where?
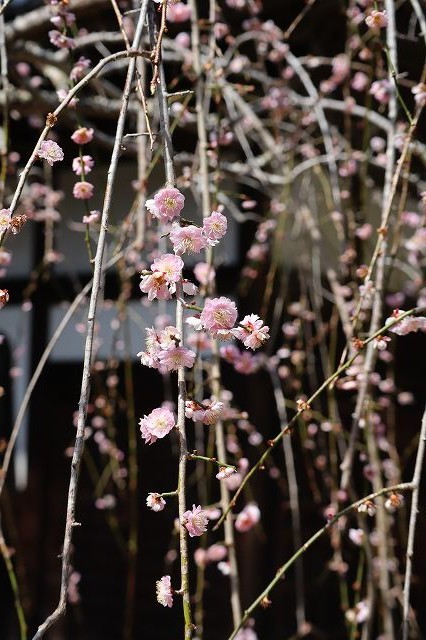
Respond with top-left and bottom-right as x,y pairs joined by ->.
373,335 -> 391,350
216,466 -> 236,480
0,209 -> 12,233
365,10 -> 388,29
185,399 -> 225,425
234,628 -> 258,640
331,53 -> 350,82
50,11 -> 75,28
194,262 -> 215,285
49,30 -> 76,49
220,345 -> 261,374
182,279 -> 198,296
370,79 -> 391,104
182,504 -> 209,537
37,140 -> 64,166
233,314 -> 270,350
140,272 -> 171,301
146,493 -> 166,511
140,253 -> 184,301
157,346 -> 196,371
72,155 -> 94,176
370,136 -> 386,152
357,500 -> 376,516
355,223 -> 373,240
167,2 -> 191,22
202,210 -> 228,246
70,56 -> 91,82
194,543 -> 227,567
386,314 -> 426,335
351,71 -> 369,92
412,83 -> 426,107
71,127 -> 94,145
138,326 -> 182,370
151,253 -> 184,285
348,528 -> 364,546
139,407 -> 176,445
235,503 -> 261,532
83,210 -> 100,225
73,181 -> 94,200
200,297 -> 238,338
0,289 -> 9,308
57,89 -> 79,108
170,223 -> 207,254
214,22 -> 229,39
146,187 -> 185,223
175,32 -> 191,47
384,493 -> 404,513
15,62 -> 31,77
156,575 -> 173,607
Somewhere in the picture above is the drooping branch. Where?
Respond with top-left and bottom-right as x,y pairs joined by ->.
31,3 -> 149,637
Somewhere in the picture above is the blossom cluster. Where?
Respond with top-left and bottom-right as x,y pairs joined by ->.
70,128 -> 95,202
146,187 -> 227,253
48,2 -> 77,50
188,300 -> 270,349
168,210 -> 228,254
135,181 -> 272,618
137,326 -> 196,373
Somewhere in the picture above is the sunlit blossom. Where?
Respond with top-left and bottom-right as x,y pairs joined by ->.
140,253 -> 184,301
146,187 -> 185,224
139,407 -> 176,445
202,210 -> 228,246
157,346 -> 196,371
170,223 -> 206,254
200,297 -> 238,338
233,314 -> 270,350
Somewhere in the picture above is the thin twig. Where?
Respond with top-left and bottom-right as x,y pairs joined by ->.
0,516 -> 27,640
269,365 -> 306,633
402,406 -> 426,639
